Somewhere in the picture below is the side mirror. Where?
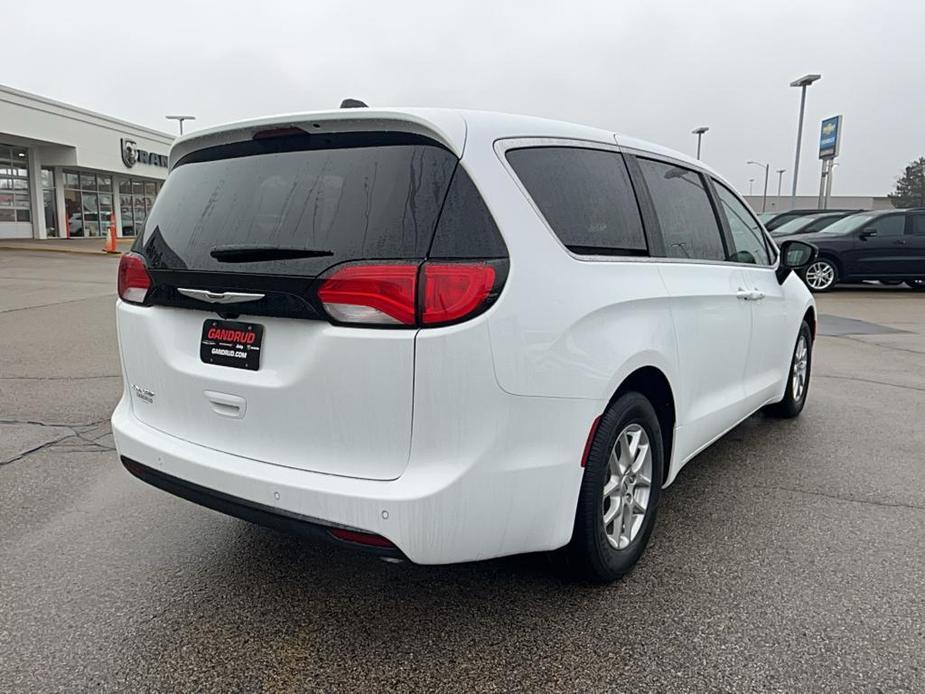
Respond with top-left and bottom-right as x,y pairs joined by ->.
859,228 -> 878,240
776,240 -> 818,284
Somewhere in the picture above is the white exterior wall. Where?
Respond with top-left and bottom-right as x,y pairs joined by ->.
743,195 -> 894,213
0,83 -> 173,239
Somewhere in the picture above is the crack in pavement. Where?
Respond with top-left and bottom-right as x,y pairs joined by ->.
835,334 -> 925,356
0,273 -> 113,286
0,418 -> 114,467
0,375 -> 120,385
815,373 -> 925,393
754,483 -> 925,513
0,417 -> 110,429
0,295 -> 114,315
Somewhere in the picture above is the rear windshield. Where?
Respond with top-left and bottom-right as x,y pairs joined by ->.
140,134 -> 458,275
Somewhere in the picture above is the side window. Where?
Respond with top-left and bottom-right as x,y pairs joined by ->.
908,214 -> 925,236
869,215 -> 905,237
505,146 -> 647,255
805,216 -> 838,232
713,181 -> 771,265
637,159 -> 725,261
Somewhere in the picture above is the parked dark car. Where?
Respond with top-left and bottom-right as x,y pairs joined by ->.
769,211 -> 860,237
775,208 -> 925,291
759,208 -> 862,231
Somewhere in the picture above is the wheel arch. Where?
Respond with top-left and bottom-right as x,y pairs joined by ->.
803,305 -> 817,341
606,366 -> 676,485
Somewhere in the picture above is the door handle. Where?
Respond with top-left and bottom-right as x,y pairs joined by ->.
736,289 -> 765,301
894,239 -> 907,245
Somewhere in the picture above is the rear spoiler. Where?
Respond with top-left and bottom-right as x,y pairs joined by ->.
168,109 -> 467,170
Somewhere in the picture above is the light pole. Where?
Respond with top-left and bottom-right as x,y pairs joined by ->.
776,168 -> 786,200
692,126 -> 709,160
748,178 -> 755,195
165,115 -> 196,136
748,160 -> 771,213
789,74 -> 821,209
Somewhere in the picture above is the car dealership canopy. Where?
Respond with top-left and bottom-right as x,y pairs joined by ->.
0,83 -> 173,240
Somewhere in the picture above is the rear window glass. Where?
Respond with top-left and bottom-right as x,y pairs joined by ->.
506,147 -> 647,256
141,135 -> 457,275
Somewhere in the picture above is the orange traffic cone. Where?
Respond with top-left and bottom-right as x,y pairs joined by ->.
103,211 -> 119,254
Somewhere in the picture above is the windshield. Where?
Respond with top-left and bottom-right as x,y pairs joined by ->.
818,212 -> 876,234
770,215 -> 819,236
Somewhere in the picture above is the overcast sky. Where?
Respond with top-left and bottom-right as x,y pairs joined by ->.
7,1 -> 923,195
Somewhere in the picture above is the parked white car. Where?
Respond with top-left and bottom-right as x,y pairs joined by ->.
112,109 -> 817,581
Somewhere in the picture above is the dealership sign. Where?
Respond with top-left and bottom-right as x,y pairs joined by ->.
818,115 -> 842,159
121,138 -> 168,168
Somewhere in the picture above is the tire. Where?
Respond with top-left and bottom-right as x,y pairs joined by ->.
764,321 -> 813,419
803,258 -> 838,292
906,279 -> 925,291
568,392 -> 664,582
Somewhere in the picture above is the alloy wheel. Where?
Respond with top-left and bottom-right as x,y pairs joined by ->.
805,261 -> 835,291
792,334 -> 809,401
602,424 -> 653,550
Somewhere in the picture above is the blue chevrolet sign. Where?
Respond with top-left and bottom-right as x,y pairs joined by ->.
819,115 -> 842,159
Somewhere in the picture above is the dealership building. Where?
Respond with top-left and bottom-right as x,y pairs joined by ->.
0,83 -> 173,240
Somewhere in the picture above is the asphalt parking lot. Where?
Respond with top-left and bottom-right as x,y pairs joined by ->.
1,250 -> 923,693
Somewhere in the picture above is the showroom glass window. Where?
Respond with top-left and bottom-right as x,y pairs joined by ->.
119,178 -> 159,236
41,169 -> 58,237
0,144 -> 31,223
64,171 -> 113,237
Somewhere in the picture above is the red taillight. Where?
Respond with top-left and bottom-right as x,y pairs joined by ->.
316,261 -> 499,328
581,415 -> 602,467
317,263 -> 418,325
421,263 -> 495,326
328,527 -> 396,548
117,253 -> 151,304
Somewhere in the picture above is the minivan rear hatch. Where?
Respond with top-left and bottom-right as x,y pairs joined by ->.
118,128 -> 458,480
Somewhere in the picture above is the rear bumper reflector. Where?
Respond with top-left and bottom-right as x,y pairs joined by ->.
328,528 -> 396,548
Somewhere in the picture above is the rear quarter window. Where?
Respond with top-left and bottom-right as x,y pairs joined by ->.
505,146 -> 647,256
428,166 -> 507,259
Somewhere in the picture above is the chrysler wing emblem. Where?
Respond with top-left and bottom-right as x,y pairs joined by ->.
177,288 -> 265,305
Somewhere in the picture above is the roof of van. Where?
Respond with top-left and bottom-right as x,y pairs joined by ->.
169,107 -> 721,179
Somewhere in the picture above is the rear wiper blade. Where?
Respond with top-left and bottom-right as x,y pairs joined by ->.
210,245 -> 334,263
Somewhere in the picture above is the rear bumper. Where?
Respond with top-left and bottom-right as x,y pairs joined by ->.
111,393 -> 598,564
120,456 -> 405,559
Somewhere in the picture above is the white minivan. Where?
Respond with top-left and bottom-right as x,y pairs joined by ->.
112,109 -> 817,581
